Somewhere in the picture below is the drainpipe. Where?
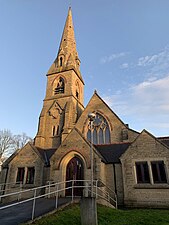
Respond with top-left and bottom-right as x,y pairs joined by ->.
2,166 -> 9,195
113,163 -> 117,194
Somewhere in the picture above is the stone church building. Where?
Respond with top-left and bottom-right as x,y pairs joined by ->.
1,8 -> 169,208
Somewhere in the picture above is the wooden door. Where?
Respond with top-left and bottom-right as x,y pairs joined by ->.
65,156 -> 84,196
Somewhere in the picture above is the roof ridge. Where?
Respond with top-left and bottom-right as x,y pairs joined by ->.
95,142 -> 131,146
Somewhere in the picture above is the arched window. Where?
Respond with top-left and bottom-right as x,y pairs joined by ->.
76,90 -> 79,99
52,125 -> 60,136
75,81 -> 80,99
86,113 -> 110,144
56,125 -> 60,135
60,57 -> 63,67
54,77 -> 65,94
52,126 -> 56,136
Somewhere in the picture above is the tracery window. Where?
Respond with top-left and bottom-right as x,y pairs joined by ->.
87,113 -> 110,144
54,77 -> 65,94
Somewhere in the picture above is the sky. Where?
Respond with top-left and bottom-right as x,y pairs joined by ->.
0,0 -> 169,138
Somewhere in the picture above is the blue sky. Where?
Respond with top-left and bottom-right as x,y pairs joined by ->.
0,0 -> 169,138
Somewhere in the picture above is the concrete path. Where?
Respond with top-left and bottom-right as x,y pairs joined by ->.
0,197 -> 72,225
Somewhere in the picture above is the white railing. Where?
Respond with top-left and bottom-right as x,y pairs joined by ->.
0,180 -> 117,221
0,182 -> 23,192
0,182 -> 23,202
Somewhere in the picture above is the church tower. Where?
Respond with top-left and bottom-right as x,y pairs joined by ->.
35,8 -> 84,149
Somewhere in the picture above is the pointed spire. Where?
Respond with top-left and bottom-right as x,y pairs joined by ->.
59,7 -> 77,56
47,7 -> 82,78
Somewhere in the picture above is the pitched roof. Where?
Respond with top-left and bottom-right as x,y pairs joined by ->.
94,143 -> 131,163
36,147 -> 57,166
157,136 -> 169,148
2,142 -> 45,168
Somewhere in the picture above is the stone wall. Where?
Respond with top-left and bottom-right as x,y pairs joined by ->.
3,144 -> 44,202
121,130 -> 169,208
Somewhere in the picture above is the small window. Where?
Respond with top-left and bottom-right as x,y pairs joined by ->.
56,125 -> 60,135
122,129 -> 128,140
16,167 -> 25,184
53,126 -> 56,136
60,57 -> 63,66
26,167 -> 35,184
135,162 -> 150,183
76,91 -> 79,99
54,77 -> 64,94
151,161 -> 167,183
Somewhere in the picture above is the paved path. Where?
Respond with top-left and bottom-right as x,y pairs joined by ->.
0,197 -> 72,225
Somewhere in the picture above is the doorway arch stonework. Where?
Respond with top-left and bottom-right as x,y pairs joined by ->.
65,156 -> 84,196
58,151 -> 89,196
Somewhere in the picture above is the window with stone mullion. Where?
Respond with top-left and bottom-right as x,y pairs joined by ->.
86,113 -> 110,145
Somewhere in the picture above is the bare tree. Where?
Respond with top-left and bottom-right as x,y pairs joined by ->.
0,129 -> 33,158
13,133 -> 33,150
0,129 -> 14,158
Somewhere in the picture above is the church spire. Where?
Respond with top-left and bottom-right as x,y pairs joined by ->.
47,7 -> 81,77
59,7 -> 78,59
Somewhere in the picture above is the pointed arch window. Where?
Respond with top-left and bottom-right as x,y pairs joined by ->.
52,126 -> 56,136
60,57 -> 63,67
75,81 -> 80,99
54,77 -> 65,94
52,125 -> 60,136
86,113 -> 110,144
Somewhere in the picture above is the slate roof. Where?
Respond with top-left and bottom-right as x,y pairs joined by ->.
157,137 -> 169,148
36,148 -> 56,166
94,143 -> 131,164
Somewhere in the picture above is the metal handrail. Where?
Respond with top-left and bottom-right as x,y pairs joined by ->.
0,182 -> 22,186
97,179 -> 118,208
0,179 -> 117,220
0,181 -> 22,191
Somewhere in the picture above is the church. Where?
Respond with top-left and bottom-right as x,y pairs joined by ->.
1,8 -> 169,208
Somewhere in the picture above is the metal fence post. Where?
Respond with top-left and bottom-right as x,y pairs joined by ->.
55,184 -> 59,209
95,180 -> 98,199
108,193 -> 110,202
115,194 -> 117,209
48,181 -> 51,198
32,189 -> 37,220
71,180 -> 74,203
0,184 -> 3,202
18,182 -> 22,201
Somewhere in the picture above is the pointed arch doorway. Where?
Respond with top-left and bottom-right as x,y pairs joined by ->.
65,156 -> 84,196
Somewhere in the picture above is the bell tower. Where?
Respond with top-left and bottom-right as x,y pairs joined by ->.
35,8 -> 84,149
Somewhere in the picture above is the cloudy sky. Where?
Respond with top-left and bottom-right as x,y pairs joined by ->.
0,0 -> 169,138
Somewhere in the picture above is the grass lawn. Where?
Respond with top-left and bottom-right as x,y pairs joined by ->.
28,204 -> 169,225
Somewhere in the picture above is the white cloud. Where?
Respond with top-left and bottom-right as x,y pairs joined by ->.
137,46 -> 169,78
100,52 -> 128,64
120,63 -> 129,69
103,75 -> 169,136
137,55 -> 159,67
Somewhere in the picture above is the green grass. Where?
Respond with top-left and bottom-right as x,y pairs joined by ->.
28,204 -> 169,225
